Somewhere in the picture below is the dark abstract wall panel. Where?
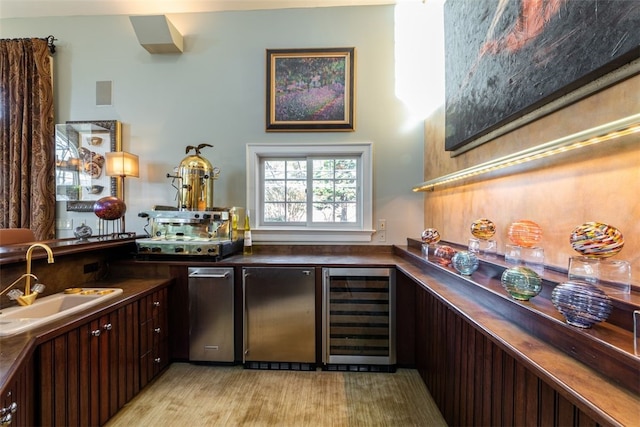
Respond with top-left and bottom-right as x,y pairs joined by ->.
444,0 -> 640,152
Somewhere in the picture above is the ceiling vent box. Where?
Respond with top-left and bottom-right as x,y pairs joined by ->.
130,15 -> 183,54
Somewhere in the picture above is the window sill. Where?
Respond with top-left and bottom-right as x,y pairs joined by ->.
253,228 -> 376,243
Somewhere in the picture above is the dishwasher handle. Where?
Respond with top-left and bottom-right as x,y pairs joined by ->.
188,271 -> 230,279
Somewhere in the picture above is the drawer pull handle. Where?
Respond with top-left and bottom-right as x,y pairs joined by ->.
154,327 -> 161,334
153,301 -> 160,307
91,329 -> 101,337
103,323 -> 112,331
154,357 -> 161,363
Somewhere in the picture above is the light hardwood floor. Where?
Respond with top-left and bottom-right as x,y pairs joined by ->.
106,363 -> 447,426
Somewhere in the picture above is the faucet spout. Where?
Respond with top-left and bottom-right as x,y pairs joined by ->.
24,243 -> 54,304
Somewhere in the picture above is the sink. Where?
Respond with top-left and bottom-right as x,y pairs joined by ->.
0,288 -> 123,337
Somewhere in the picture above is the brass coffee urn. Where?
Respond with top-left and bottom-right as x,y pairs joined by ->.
168,144 -> 220,211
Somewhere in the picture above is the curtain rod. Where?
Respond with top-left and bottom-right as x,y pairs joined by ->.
1,35 -> 56,54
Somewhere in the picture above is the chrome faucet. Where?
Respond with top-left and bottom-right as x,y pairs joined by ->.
19,243 -> 54,306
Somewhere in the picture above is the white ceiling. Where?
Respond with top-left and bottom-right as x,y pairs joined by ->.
0,0 -> 421,19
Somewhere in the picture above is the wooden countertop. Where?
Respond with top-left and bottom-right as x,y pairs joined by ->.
391,247 -> 639,427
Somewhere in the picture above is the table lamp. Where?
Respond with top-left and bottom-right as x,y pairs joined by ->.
105,151 -> 139,232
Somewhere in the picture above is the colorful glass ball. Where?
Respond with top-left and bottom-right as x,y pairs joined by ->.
421,228 -> 441,245
508,220 -> 542,248
93,196 -> 126,220
501,266 -> 542,301
452,251 -> 479,275
433,245 -> 456,266
569,222 -> 624,258
551,281 -> 612,328
470,218 -> 496,240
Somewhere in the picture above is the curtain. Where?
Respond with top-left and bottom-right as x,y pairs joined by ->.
0,38 -> 55,240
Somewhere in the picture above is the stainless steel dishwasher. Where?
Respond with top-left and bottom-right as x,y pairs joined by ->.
188,267 -> 234,362
243,267 -> 315,369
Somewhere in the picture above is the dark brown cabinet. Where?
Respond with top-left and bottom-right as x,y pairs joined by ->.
37,301 -> 140,426
139,287 -> 169,388
409,276 -> 600,427
0,354 -> 33,427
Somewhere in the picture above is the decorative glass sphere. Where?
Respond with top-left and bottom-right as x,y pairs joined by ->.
452,251 -> 479,275
421,228 -> 441,245
551,281 -> 612,328
470,218 -> 496,240
501,266 -> 542,301
569,221 -> 624,258
508,220 -> 542,248
93,196 -> 126,220
433,245 -> 456,266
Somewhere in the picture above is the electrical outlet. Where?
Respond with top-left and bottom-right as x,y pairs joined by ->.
378,230 -> 386,242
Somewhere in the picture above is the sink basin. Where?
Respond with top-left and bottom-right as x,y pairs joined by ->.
0,288 -> 123,336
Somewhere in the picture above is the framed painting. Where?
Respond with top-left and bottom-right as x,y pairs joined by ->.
266,47 -> 355,132
444,0 -> 640,154
54,120 -> 122,211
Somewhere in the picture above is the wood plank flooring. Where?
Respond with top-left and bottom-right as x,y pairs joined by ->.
106,363 -> 446,426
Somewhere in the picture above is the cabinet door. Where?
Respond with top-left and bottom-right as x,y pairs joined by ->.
0,353 -> 33,427
37,301 -> 139,427
243,267 -> 315,363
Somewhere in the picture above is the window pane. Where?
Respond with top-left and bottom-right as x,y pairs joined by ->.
264,202 -> 286,222
264,160 -> 286,179
312,180 -> 334,202
312,203 -> 335,222
335,203 -> 357,222
335,180 -> 357,202
287,202 -> 306,222
264,181 -> 285,202
286,160 -> 306,179
286,180 -> 306,202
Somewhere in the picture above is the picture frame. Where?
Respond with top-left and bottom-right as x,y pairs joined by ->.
54,120 -> 122,211
266,48 -> 355,132
443,0 -> 640,155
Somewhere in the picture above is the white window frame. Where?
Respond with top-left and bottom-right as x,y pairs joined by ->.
247,142 -> 374,243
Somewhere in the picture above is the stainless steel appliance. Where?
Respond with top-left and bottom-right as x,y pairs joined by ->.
188,267 -> 235,362
136,207 -> 244,259
322,267 -> 396,370
243,267 -> 315,369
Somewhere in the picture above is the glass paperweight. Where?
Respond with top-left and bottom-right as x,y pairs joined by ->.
452,251 -> 479,276
421,228 -> 441,245
94,196 -> 126,220
501,266 -> 542,301
508,220 -> 542,248
470,218 -> 496,240
568,256 -> 631,294
551,281 -> 612,328
433,245 -> 456,267
569,221 -> 624,258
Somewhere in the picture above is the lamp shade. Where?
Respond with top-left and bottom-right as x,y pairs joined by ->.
105,151 -> 139,177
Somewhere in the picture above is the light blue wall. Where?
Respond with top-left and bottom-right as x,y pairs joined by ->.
1,5 -> 425,244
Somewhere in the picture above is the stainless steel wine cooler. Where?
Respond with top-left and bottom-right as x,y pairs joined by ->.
322,267 -> 396,369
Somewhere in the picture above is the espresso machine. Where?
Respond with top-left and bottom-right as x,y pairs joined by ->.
135,144 -> 244,260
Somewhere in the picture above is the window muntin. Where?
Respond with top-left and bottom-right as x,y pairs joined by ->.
261,156 -> 360,226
